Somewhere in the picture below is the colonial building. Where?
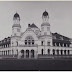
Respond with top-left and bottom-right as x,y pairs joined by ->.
0,11 -> 72,59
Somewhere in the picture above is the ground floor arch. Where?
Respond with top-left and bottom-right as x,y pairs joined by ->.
20,49 -> 35,59
31,49 -> 34,58
21,50 -> 24,58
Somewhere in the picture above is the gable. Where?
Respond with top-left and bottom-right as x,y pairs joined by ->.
21,28 -> 38,41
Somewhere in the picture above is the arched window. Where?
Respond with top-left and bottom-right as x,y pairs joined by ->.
17,50 -> 18,55
47,27 -> 50,31
61,50 -> 63,55
44,32 -> 47,35
64,44 -> 66,47
8,50 -> 9,55
25,36 -> 34,46
68,50 -> 70,55
64,50 -> 66,55
42,49 -> 44,55
26,50 -> 29,58
48,49 -> 50,55
25,40 -> 27,45
53,49 -> 55,55
6,51 -> 7,55
57,49 -> 59,55
16,41 -> 18,46
47,42 -> 50,46
53,42 -> 55,46
31,50 -> 34,58
41,41 -> 43,46
21,50 -> 24,58
32,40 -> 34,45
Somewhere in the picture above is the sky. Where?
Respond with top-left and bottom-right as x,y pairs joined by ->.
0,1 -> 72,40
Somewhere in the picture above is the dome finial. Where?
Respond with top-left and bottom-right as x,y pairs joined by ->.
14,12 -> 20,18
42,10 -> 48,16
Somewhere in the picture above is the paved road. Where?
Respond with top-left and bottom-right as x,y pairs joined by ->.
0,59 -> 72,70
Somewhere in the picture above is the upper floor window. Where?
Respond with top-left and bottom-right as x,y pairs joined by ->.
14,33 -> 16,36
41,41 -> 44,46
25,36 -> 34,46
47,27 -> 50,31
42,27 -> 44,31
17,28 -> 20,32
16,41 -> 18,46
25,40 -> 27,45
32,40 -> 34,45
47,42 -> 50,46
44,32 -> 47,35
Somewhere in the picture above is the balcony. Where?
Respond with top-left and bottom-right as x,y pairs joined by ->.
18,44 -> 38,47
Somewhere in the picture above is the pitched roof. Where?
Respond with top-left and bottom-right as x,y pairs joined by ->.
29,23 -> 38,28
52,32 -> 70,43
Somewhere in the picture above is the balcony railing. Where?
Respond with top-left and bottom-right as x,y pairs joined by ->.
18,44 -> 38,47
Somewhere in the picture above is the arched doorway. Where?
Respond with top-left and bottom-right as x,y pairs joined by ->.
26,50 -> 29,58
64,50 -> 66,55
53,49 -> 55,55
21,50 -> 24,58
31,50 -> 34,58
57,49 -> 59,55
61,50 -> 63,55
68,50 -> 70,55
42,49 -> 43,55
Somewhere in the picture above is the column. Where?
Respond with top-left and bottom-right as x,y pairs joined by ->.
59,50 -> 61,55
63,43 -> 64,47
55,43 -> 57,46
0,51 -> 1,55
29,51 -> 31,58
35,51 -> 37,59
4,51 -> 6,55
10,50 -> 12,55
66,50 -> 68,55
59,43 -> 61,47
62,50 -> 64,55
1,51 -> 2,55
24,51 -> 26,58
6,51 -> 8,55
8,50 -> 9,55
55,50 -> 57,55
9,50 -> 11,55
2,51 -> 3,56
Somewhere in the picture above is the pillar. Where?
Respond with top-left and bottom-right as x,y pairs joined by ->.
55,43 -> 57,46
1,51 -> 2,55
59,43 -> 61,47
55,50 -> 57,55
63,43 -> 64,47
62,50 -> 64,55
59,50 -> 61,55
29,51 -> 31,58
24,51 -> 26,58
9,50 -> 11,55
66,50 -> 68,55
8,51 -> 9,55
35,51 -> 37,59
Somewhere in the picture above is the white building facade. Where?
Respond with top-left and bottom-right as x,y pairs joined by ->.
0,11 -> 72,59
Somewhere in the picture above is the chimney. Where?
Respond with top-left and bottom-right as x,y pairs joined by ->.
28,24 -> 30,27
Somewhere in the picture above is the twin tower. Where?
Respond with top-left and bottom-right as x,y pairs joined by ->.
11,11 -> 52,47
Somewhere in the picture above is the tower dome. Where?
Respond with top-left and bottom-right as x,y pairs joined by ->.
43,10 -> 48,16
13,12 -> 20,19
